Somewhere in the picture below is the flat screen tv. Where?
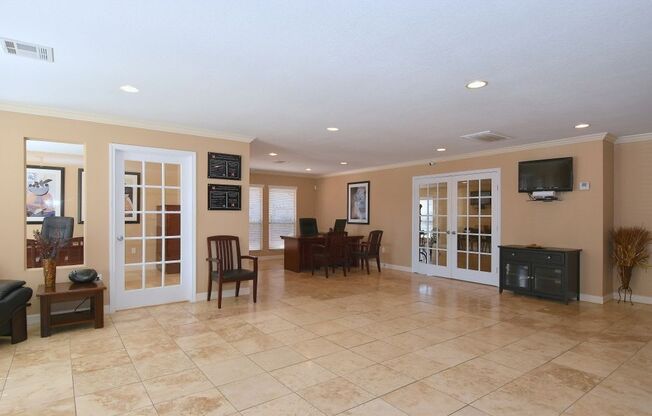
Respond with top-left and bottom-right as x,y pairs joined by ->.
518,157 -> 573,193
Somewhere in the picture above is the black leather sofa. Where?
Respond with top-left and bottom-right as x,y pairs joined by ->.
0,280 -> 33,344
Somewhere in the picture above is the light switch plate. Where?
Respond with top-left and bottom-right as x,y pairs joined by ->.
579,181 -> 590,190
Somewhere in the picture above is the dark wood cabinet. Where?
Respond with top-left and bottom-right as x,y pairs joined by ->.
499,245 -> 581,304
156,205 -> 180,274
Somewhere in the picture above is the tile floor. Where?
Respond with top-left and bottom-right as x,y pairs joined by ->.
1,259 -> 651,415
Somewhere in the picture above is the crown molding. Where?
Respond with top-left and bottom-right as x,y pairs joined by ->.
320,132 -> 609,178
0,102 -> 256,143
250,169 -> 317,179
616,132 -> 652,144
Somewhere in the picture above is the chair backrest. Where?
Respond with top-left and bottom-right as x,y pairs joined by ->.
299,218 -> 319,237
367,230 -> 383,256
207,235 -> 242,273
42,216 -> 74,242
333,219 -> 347,232
325,231 -> 348,260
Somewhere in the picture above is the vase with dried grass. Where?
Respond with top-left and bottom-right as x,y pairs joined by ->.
611,226 -> 651,304
33,229 -> 69,290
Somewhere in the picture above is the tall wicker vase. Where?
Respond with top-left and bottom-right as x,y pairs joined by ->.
42,258 -> 57,290
618,265 -> 633,304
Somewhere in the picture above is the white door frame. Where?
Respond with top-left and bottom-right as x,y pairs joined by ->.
109,144 -> 197,312
412,168 -> 501,286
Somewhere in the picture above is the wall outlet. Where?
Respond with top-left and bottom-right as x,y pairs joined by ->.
381,247 -> 387,253
579,181 -> 590,190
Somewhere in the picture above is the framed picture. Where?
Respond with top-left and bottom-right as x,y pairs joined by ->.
207,152 -> 241,180
77,168 -> 86,224
347,181 -> 370,224
124,172 -> 141,224
26,165 -> 65,224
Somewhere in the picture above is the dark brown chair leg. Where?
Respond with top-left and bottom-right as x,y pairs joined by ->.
365,257 -> 370,274
311,259 -> 315,275
218,280 -> 223,309
376,256 -> 381,272
235,281 -> 241,297
10,306 -> 27,344
253,278 -> 258,303
325,262 -> 329,278
343,262 -> 347,277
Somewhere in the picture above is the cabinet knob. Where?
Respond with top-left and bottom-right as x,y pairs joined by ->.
511,252 -> 515,256
546,255 -> 551,260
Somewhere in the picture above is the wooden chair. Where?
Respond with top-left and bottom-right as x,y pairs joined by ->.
311,231 -> 348,278
350,230 -> 383,274
206,236 -> 258,309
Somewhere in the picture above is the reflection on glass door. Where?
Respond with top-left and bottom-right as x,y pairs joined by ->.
413,170 -> 499,286
112,145 -> 195,311
123,160 -> 182,291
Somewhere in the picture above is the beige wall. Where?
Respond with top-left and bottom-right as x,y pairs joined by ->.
316,138 -> 612,298
0,110 -> 250,313
250,171 -> 317,256
614,139 -> 652,298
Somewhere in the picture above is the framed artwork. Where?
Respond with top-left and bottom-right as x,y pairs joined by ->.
77,168 -> 86,224
347,181 -> 370,224
26,165 -> 65,224
124,172 -> 141,224
208,184 -> 241,210
208,152 -> 241,180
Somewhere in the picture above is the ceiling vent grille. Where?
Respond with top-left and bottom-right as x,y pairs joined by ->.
460,130 -> 511,143
2,38 -> 54,62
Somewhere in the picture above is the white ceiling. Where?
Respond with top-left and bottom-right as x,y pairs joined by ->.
2,1 -> 652,175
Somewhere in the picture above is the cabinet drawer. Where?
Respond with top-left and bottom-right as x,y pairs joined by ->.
530,252 -> 564,265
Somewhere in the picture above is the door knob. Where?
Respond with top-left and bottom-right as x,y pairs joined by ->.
117,235 -> 124,242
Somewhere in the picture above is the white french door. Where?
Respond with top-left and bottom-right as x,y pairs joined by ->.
110,144 -> 196,311
412,169 -> 500,286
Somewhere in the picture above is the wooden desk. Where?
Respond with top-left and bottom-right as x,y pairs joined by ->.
35,281 -> 106,337
281,235 -> 364,272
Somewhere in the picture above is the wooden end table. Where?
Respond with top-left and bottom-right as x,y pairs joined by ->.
35,281 -> 106,337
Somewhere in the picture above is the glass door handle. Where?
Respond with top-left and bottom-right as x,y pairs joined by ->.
117,235 -> 124,242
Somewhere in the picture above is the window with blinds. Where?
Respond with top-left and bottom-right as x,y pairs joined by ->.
269,186 -> 297,249
248,185 -> 263,251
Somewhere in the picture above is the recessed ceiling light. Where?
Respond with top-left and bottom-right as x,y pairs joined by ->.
340,162 -> 348,165
465,80 -> 487,89
326,127 -> 339,132
574,123 -> 590,129
305,168 -> 312,171
119,85 -> 139,93
268,152 -> 278,156
436,148 -> 447,152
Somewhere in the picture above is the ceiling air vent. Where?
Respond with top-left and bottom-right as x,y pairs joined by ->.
460,130 -> 511,143
2,38 -> 54,62
273,160 -> 287,164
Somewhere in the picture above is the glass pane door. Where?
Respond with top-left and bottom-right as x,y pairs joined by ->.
112,145 -> 194,311
456,178 -> 493,274
415,179 -> 450,276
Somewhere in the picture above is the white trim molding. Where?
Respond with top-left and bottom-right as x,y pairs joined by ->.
616,132 -> 652,145
322,133 -> 608,178
0,102 -> 255,143
611,291 -> 652,304
381,263 -> 412,273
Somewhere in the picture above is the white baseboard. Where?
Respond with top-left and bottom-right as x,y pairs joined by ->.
27,303 -> 112,326
380,263 -> 412,273
579,293 -> 609,304
611,291 -> 652,304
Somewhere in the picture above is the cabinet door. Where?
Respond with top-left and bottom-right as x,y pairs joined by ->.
503,261 -> 531,291
532,264 -> 564,296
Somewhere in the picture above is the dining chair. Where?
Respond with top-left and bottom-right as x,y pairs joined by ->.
206,235 -> 258,308
311,231 -> 348,278
350,230 -> 383,274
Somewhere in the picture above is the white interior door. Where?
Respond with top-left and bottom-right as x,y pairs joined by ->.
413,170 -> 500,286
110,144 -> 196,311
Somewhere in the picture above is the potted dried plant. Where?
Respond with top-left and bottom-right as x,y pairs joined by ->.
611,226 -> 651,304
33,229 -> 69,289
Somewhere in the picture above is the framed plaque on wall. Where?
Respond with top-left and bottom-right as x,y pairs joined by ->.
208,152 -> 241,180
208,184 -> 241,210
